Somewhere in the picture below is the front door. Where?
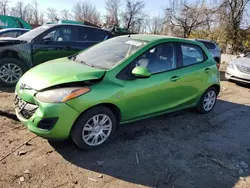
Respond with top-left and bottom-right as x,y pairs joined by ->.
32,26 -> 77,66
120,43 -> 185,121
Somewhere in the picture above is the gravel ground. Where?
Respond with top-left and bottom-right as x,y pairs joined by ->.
0,72 -> 250,188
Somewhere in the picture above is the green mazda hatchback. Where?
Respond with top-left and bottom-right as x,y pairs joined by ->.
14,35 -> 220,149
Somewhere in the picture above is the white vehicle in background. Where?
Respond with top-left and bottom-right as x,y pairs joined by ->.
225,53 -> 250,84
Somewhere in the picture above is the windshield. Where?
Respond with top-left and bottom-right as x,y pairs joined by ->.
74,37 -> 147,69
18,25 -> 51,40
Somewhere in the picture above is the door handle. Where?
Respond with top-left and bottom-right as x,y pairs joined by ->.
204,68 -> 211,73
170,76 -> 181,82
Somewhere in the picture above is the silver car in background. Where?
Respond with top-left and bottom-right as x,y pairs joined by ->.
225,53 -> 250,84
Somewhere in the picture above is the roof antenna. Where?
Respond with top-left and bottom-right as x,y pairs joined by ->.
128,34 -> 131,37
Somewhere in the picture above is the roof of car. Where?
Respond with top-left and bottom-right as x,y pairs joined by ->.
120,34 -> 198,43
191,38 -> 215,43
0,28 -> 30,32
44,23 -> 112,33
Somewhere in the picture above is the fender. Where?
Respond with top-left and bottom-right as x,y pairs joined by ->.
0,44 -> 32,68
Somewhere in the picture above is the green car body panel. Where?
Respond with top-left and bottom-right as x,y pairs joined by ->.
15,35 -> 220,139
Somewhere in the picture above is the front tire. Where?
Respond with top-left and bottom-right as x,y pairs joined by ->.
71,106 -> 117,150
0,58 -> 27,87
197,87 -> 217,114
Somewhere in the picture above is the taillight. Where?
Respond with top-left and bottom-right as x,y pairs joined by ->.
216,63 -> 220,69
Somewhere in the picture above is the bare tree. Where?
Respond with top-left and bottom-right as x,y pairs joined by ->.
122,0 -> 145,32
72,0 -> 101,25
148,15 -> 165,34
60,9 -> 72,20
105,0 -> 121,25
165,0 -> 213,38
39,12 -> 45,24
32,0 -> 40,24
47,8 -> 58,22
219,0 -> 250,53
10,1 -> 32,21
0,0 -> 9,15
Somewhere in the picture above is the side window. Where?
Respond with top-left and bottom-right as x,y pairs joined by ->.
15,31 -> 22,37
78,27 -> 97,41
94,30 -> 110,41
135,43 -> 177,74
0,31 -> 17,38
181,44 -> 205,66
43,27 -> 73,42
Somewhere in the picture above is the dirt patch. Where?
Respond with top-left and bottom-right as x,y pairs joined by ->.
0,78 -> 250,188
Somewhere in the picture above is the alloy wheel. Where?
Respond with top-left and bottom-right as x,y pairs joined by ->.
0,63 -> 23,84
203,90 -> 216,112
82,114 -> 112,146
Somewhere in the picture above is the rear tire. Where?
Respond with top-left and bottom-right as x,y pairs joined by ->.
0,58 -> 27,87
71,106 -> 117,150
197,87 -> 218,114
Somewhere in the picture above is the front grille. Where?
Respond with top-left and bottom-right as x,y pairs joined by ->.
14,94 -> 38,119
236,65 -> 250,74
19,103 -> 38,119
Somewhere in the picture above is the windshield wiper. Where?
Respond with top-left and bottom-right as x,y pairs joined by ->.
80,61 -> 94,67
69,55 -> 77,61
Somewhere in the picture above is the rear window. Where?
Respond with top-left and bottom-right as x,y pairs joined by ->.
198,41 -> 216,50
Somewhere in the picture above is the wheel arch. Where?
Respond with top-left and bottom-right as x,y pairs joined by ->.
0,50 -> 28,68
209,84 -> 220,95
70,102 -> 122,134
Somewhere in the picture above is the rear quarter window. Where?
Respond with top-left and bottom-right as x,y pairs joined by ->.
181,43 -> 207,66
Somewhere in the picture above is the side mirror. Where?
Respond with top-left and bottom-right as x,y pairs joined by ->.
42,37 -> 53,43
132,66 -> 151,78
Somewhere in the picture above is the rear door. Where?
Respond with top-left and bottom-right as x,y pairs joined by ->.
71,27 -> 112,52
173,42 -> 212,106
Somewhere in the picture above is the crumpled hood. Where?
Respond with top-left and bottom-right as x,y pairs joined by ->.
0,37 -> 27,46
18,57 -> 106,91
233,57 -> 250,67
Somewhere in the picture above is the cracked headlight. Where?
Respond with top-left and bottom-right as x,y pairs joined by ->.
36,87 -> 90,103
